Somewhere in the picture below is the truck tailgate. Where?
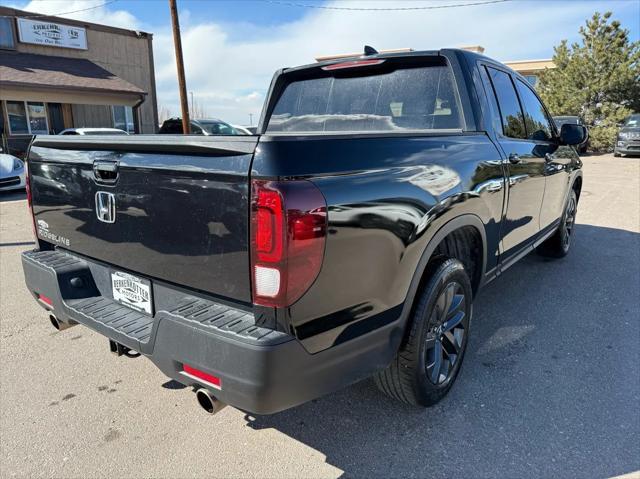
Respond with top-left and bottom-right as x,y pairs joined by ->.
28,135 -> 258,303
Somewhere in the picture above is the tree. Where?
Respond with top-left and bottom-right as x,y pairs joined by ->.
158,104 -> 172,124
537,11 -> 640,152
191,99 -> 209,120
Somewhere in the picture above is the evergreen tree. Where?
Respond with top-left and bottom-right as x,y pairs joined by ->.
538,11 -> 640,152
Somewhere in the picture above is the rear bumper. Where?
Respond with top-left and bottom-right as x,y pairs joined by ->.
22,249 -> 398,414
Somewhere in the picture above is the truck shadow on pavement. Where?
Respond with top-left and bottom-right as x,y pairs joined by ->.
243,224 -> 640,478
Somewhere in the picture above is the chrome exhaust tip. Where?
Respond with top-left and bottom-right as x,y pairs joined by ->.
195,388 -> 227,415
49,314 -> 76,331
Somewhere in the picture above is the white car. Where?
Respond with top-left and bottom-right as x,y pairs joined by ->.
0,152 -> 26,191
231,125 -> 254,135
59,128 -> 129,135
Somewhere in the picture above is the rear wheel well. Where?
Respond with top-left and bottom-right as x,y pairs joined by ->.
401,225 -> 483,346
427,226 -> 483,296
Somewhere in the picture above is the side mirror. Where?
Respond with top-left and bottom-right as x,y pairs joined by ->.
559,123 -> 588,146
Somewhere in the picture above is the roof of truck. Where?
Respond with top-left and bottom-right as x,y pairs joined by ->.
286,47 -> 504,75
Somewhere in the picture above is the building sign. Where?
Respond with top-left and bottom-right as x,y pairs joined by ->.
17,18 -> 88,50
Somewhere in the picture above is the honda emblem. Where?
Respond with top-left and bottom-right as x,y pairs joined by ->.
95,191 -> 116,223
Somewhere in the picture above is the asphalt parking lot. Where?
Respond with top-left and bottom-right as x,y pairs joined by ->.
1,153 -> 639,478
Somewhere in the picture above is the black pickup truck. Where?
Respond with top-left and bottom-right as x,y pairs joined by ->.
22,48 -> 586,415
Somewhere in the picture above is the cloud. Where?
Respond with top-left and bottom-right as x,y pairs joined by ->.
10,0 -> 639,126
14,0 -> 140,30
154,0 -> 637,125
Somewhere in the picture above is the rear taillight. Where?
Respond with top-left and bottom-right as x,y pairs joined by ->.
24,160 -> 37,240
250,180 -> 327,307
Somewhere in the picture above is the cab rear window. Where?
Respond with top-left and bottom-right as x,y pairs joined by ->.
266,59 -> 462,133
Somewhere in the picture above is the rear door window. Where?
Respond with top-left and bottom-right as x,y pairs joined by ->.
515,79 -> 554,141
266,60 -> 462,133
485,67 -> 527,139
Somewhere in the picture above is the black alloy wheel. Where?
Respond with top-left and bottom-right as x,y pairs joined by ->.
425,282 -> 467,386
562,194 -> 577,252
537,189 -> 578,258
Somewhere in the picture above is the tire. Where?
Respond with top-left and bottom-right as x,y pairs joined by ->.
374,258 -> 472,407
614,152 -> 621,157
537,190 -> 578,258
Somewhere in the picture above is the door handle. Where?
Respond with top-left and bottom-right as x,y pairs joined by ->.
508,154 -> 521,164
93,161 -> 119,184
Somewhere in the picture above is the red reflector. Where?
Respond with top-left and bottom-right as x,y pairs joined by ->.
322,59 -> 385,71
183,364 -> 221,389
38,294 -> 53,307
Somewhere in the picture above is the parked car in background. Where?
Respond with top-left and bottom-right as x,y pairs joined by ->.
0,148 -> 25,191
231,125 -> 253,135
553,116 -> 588,153
614,113 -> 640,157
159,118 -> 246,136
59,128 -> 129,136
22,48 -> 586,415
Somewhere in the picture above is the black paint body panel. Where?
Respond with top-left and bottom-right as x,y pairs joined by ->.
253,134 -> 505,352
28,138 -> 257,303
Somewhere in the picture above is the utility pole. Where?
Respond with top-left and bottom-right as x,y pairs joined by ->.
169,0 -> 190,134
248,113 -> 253,126
190,91 -> 194,119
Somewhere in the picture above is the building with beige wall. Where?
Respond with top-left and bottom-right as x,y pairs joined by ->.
0,6 -> 158,153
460,45 -> 555,87
502,59 -> 555,87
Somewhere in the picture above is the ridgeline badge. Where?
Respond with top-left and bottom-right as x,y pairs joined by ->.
36,218 -> 70,247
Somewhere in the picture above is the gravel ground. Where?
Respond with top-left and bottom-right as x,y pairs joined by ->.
1,153 -> 638,479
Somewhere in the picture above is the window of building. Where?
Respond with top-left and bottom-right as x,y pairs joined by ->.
524,75 -> 538,87
112,105 -> 135,133
515,79 -> 553,141
0,17 -> 16,50
5,101 -> 49,135
26,102 -> 49,134
6,101 -> 29,134
485,67 -> 527,140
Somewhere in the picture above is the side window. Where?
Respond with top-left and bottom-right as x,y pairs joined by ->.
6,101 -> 29,134
0,17 -> 16,50
515,79 -> 553,141
217,123 -> 235,135
112,105 -> 135,133
485,67 -> 527,139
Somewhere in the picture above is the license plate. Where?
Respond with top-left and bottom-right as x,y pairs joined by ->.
111,271 -> 153,315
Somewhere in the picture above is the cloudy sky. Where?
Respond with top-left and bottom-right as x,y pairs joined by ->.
9,0 -> 640,125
